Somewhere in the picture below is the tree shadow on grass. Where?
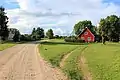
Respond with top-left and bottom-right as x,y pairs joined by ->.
40,41 -> 89,45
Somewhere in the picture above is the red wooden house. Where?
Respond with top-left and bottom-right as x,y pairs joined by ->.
78,27 -> 95,42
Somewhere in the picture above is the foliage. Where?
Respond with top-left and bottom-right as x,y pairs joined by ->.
64,36 -> 85,43
20,34 -> 32,41
20,27 -> 44,41
13,30 -> 20,42
74,20 -> 96,35
0,7 -> 9,41
46,29 -> 54,39
84,43 -> 120,80
54,35 -> 67,39
54,35 -> 59,39
99,15 -> 120,43
31,27 -> 44,40
94,35 -> 102,42
20,35 -> 26,41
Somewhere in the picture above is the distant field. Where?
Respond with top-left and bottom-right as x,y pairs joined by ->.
84,43 -> 120,80
39,39 -> 80,67
0,43 -> 16,51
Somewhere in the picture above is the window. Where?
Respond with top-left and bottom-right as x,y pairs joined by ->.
88,37 -> 91,41
84,32 -> 88,35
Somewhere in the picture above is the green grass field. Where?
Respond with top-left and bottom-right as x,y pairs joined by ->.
83,43 -> 120,80
0,42 -> 16,51
39,39 -> 88,80
39,39 -> 81,67
62,45 -> 87,80
39,39 -> 120,80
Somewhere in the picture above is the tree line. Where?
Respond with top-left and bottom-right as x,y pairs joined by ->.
74,15 -> 120,43
0,7 -> 56,42
1,6 -> 120,43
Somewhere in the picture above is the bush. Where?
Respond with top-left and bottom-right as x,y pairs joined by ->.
64,69 -> 82,80
64,37 -> 85,43
95,35 -> 102,42
20,34 -> 32,41
49,54 -> 64,67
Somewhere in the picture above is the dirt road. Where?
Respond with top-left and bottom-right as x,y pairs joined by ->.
0,42 -> 67,80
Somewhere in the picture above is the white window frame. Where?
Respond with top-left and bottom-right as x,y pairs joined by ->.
88,37 -> 91,41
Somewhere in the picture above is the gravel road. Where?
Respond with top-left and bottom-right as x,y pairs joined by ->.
0,42 -> 67,80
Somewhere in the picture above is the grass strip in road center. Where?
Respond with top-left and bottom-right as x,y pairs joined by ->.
61,45 -> 87,80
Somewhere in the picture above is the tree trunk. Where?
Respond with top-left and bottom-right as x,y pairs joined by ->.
102,36 -> 106,45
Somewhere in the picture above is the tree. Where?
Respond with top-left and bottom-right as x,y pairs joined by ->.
20,35 -> 26,41
46,29 -> 54,39
36,27 -> 44,39
99,15 -> 120,43
98,18 -> 107,44
13,30 -> 20,42
31,28 -> 37,40
54,35 -> 59,39
32,28 -> 36,35
0,7 -> 9,41
31,27 -> 44,40
74,20 -> 96,35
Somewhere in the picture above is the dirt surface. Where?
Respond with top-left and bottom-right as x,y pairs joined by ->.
60,48 -> 78,68
0,42 -> 67,80
60,52 -> 72,68
79,47 -> 92,80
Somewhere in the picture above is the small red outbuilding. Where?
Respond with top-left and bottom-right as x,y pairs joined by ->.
78,27 -> 95,42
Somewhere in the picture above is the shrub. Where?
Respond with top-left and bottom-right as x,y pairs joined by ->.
49,54 -> 64,67
64,69 -> 83,80
64,37 -> 85,43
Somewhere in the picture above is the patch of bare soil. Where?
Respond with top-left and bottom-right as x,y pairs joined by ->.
60,48 -> 78,68
79,47 -> 92,80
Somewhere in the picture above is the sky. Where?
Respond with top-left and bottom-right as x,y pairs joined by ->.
0,0 -> 120,35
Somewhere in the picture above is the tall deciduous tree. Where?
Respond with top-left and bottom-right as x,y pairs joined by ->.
31,27 -> 44,40
36,27 -> 44,39
31,28 -> 37,40
0,7 -> 9,41
13,30 -> 20,42
74,20 -> 96,35
46,29 -> 54,39
99,15 -> 120,43
32,28 -> 36,35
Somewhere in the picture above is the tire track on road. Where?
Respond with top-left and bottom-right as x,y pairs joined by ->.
0,44 -> 28,80
0,43 -> 68,80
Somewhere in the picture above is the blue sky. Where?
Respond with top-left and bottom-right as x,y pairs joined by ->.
1,0 -> 120,35
0,0 -> 19,9
104,0 -> 120,4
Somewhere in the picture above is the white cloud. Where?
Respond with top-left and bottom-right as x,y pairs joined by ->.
6,0 -> 120,35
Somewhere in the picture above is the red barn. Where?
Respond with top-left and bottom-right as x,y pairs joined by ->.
78,27 -> 95,42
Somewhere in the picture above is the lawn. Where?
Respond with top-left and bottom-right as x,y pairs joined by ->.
83,43 -> 120,80
39,39 -> 89,80
39,39 -> 80,67
0,42 -> 16,51
62,45 -> 87,80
